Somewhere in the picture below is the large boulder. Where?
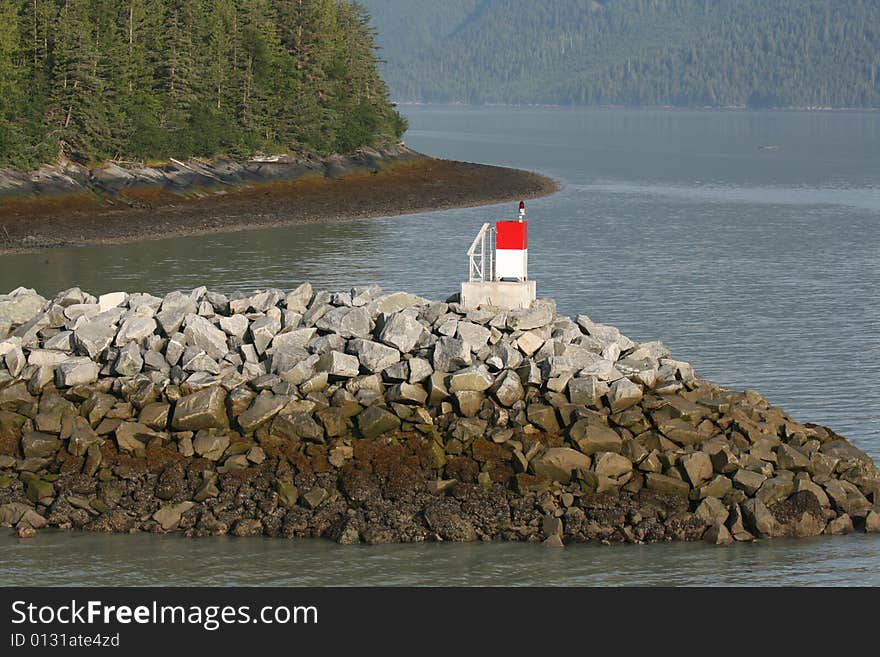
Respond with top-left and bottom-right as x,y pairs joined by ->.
490,370 -> 524,407
315,351 -> 360,378
357,406 -> 401,438
378,312 -> 423,353
238,394 -> 287,433
432,337 -> 471,373
171,387 -> 228,431
55,357 -> 99,387
448,365 -> 493,393
74,321 -> 117,359
183,314 -> 228,360
315,306 -> 371,339
0,292 -> 47,326
607,378 -> 643,413
115,316 -> 157,346
347,339 -> 400,373
532,447 -> 591,483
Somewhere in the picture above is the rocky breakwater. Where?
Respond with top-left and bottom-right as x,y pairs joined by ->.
0,284 -> 878,546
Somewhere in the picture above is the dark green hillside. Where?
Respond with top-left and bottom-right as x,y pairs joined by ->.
362,0 -> 880,108
0,0 -> 406,169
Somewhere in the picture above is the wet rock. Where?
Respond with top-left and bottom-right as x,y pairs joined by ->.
192,432 -> 230,461
357,406 -> 401,438
645,473 -> 690,497
825,514 -> 853,535
238,393 -> 287,433
153,502 -> 195,531
703,522 -> 733,546
21,431 -> 60,458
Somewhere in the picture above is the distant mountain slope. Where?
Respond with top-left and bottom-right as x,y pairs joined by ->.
362,0 -> 880,108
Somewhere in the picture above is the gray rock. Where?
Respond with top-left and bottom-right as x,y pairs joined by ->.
74,321 -> 117,359
316,306 -> 371,338
55,357 -> 99,387
449,365 -> 493,393
386,383 -> 428,405
368,292 -> 428,315
316,350 -> 360,378
285,283 -> 314,313
156,292 -> 197,335
433,336 -> 472,373
114,342 -> 144,376
490,370 -> 524,407
378,312 -> 423,353
115,316 -> 157,346
568,376 -> 608,407
0,292 -> 47,326
218,314 -> 249,338
348,339 -> 400,373
507,302 -> 554,331
250,315 -> 281,354
456,321 -> 491,351
272,328 -> 317,350
165,332 -> 186,366
408,357 -> 433,383
183,315 -> 228,360
607,378 -> 643,413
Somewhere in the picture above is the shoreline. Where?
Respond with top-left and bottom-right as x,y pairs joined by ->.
0,147 -> 558,255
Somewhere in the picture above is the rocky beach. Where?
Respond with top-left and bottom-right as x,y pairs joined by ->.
0,145 -> 556,253
0,283 -> 878,546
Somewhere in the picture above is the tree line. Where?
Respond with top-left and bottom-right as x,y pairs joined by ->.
363,0 -> 880,109
0,0 -> 406,170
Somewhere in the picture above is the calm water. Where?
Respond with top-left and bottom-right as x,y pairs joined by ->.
1,107 -> 878,586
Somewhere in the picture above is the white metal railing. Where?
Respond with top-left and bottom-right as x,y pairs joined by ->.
467,223 -> 495,283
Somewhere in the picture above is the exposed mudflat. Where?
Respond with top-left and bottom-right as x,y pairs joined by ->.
0,151 -> 557,254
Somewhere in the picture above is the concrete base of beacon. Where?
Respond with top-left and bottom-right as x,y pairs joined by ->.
460,280 -> 537,310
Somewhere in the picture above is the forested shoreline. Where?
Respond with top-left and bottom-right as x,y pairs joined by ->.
363,0 -> 880,109
0,0 -> 407,170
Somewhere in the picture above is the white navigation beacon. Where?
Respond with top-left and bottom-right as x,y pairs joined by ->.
460,200 -> 537,310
